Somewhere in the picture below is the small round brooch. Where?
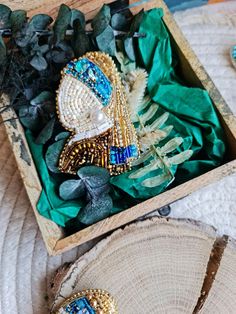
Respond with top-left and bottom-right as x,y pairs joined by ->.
55,289 -> 118,314
57,51 -> 139,176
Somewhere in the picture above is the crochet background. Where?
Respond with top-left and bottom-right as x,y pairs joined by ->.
0,1 -> 236,313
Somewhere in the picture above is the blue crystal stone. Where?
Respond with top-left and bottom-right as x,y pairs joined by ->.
64,297 -> 95,314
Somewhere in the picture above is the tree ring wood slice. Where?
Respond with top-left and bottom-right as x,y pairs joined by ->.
51,217 -> 218,313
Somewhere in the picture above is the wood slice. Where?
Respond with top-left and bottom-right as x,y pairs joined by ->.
51,217 -> 219,313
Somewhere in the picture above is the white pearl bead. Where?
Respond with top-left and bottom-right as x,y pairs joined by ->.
90,109 -> 106,125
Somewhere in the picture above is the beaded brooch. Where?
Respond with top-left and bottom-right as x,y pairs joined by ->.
55,289 -> 118,314
57,51 -> 139,175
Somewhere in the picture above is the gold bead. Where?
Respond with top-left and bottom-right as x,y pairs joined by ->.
90,298 -> 98,308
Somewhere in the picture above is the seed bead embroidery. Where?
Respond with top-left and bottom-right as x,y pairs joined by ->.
57,51 -> 139,175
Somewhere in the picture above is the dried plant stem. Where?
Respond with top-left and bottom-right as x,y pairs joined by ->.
137,113 -> 174,180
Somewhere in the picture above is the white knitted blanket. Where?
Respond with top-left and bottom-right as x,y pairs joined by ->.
0,2 -> 236,313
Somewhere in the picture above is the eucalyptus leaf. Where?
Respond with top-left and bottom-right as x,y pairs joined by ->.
0,35 -> 6,65
51,42 -> 74,63
78,166 -> 110,188
30,54 -> 48,71
45,138 -> 66,173
124,36 -> 135,61
10,10 -> 27,34
70,9 -> 85,28
111,13 -> 129,31
59,179 -> 86,200
96,25 -> 116,56
38,44 -> 49,54
0,4 -> 11,29
35,117 -> 55,144
73,19 -> 91,57
19,105 -> 41,132
92,5 -> 111,36
30,91 -> 54,106
29,14 -> 53,30
78,195 -> 113,225
55,131 -> 70,141
51,50 -> 69,63
53,4 -> 71,44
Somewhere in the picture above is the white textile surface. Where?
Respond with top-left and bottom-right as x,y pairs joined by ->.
0,2 -> 236,313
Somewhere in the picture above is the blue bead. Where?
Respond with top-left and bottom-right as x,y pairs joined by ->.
67,61 -> 74,69
64,297 -> 95,314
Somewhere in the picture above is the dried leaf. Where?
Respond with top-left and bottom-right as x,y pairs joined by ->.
129,160 -> 161,179
142,173 -> 170,188
149,112 -> 169,131
125,68 -> 148,122
131,150 -> 153,166
167,150 -> 193,165
160,137 -> 183,155
139,130 -> 167,151
139,103 -> 158,124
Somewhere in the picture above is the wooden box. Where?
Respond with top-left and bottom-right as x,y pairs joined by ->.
1,0 -> 236,255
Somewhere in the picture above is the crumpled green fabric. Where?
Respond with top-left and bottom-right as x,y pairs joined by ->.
26,131 -> 82,226
110,8 -> 225,198
27,8 -> 225,226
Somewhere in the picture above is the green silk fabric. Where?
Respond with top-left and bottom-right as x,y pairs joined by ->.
26,8 -> 225,227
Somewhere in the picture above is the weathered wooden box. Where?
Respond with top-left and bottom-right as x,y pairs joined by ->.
2,0 -> 236,255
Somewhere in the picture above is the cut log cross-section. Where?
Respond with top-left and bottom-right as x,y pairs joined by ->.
51,218 -> 236,313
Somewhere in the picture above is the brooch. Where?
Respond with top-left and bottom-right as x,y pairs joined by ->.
57,51 -> 139,176
55,289 -> 118,314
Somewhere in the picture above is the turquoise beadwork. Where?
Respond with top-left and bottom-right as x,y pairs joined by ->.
64,58 -> 113,106
64,297 -> 95,314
